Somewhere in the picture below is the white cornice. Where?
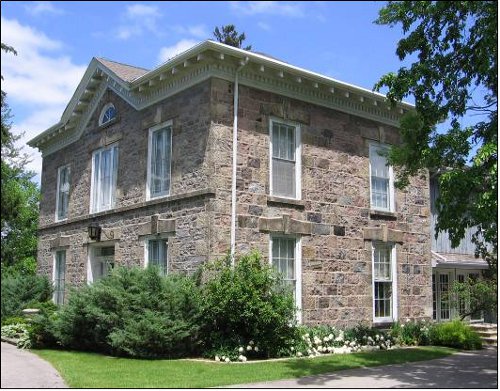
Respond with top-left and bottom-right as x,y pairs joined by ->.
29,40 -> 414,156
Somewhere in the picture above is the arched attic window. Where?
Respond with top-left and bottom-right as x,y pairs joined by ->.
99,103 -> 117,126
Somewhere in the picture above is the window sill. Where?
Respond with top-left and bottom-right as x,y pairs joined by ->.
370,209 -> 397,220
373,319 -> 394,327
267,195 -> 305,209
98,117 -> 118,130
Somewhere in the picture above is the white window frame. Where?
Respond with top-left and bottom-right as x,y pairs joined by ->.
98,103 -> 117,127
146,120 -> 173,200
52,250 -> 66,305
144,235 -> 169,276
269,117 -> 302,200
372,242 -> 398,323
90,144 -> 119,214
269,235 -> 302,323
87,244 -> 115,284
55,164 -> 70,222
369,143 -> 395,212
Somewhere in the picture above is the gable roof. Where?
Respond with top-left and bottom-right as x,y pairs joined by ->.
95,58 -> 149,82
29,40 -> 414,156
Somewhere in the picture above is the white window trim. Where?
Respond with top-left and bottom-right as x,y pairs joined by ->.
98,103 -> 116,127
87,243 -> 116,284
372,242 -> 398,324
369,142 -> 395,212
55,164 -> 70,222
143,235 -> 170,275
269,235 -> 302,323
269,117 -> 302,200
146,120 -> 173,201
90,144 -> 119,214
52,249 -> 66,304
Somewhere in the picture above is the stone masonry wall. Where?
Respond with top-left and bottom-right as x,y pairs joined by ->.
209,78 -> 432,327
37,80 -> 215,289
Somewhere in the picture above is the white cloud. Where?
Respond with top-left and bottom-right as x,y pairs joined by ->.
158,39 -> 199,63
257,21 -> 271,31
25,1 -> 64,16
230,1 -> 305,17
173,24 -> 209,40
1,17 -> 86,180
115,4 -> 163,40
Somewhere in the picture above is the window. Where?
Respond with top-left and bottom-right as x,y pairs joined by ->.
99,103 -> 117,126
270,119 -> 301,199
53,250 -> 66,305
91,144 -> 118,213
147,122 -> 172,199
146,239 -> 168,276
270,236 -> 302,321
56,165 -> 70,221
439,273 -> 450,320
372,243 -> 397,322
369,143 -> 394,211
88,246 -> 115,283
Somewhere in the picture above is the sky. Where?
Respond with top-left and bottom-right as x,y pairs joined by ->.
1,1 -> 411,183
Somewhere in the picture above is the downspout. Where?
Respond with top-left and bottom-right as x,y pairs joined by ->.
230,57 -> 249,265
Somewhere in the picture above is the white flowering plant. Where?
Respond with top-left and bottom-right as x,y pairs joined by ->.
390,319 -> 431,346
287,323 -> 397,358
209,339 -> 261,362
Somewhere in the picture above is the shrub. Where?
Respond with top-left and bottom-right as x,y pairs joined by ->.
428,320 -> 482,350
1,322 -> 32,349
52,267 -> 201,358
1,273 -> 52,321
391,320 -> 431,346
199,252 -> 297,359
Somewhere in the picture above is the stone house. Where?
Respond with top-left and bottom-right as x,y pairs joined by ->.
29,40 -> 434,327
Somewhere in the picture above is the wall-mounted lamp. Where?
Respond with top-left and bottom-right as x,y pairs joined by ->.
88,222 -> 101,241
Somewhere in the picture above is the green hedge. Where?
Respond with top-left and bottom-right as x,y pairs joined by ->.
52,267 -> 201,358
1,273 -> 52,322
429,320 -> 482,350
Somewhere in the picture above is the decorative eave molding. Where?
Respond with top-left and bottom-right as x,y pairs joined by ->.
29,40 -> 414,156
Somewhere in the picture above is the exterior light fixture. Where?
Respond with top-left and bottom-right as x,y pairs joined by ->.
88,222 -> 101,241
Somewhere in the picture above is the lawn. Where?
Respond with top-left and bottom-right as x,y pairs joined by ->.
34,346 -> 456,388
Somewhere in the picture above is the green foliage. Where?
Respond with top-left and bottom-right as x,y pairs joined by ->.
428,320 -> 482,350
52,267 -> 201,358
375,1 -> 497,269
1,273 -> 53,321
199,252 -> 297,358
450,277 -> 497,320
391,320 -> 431,346
1,42 -> 40,272
213,24 -> 252,50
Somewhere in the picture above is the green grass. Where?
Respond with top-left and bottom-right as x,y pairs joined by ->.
34,346 -> 456,388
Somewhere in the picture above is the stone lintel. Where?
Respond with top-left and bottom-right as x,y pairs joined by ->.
50,235 -> 70,249
138,215 -> 176,236
363,224 -> 404,243
101,227 -> 122,241
259,214 -> 312,235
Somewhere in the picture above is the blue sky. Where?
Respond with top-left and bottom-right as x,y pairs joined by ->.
1,1 -> 410,180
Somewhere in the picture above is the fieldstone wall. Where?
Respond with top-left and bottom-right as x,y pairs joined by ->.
37,80 -> 215,291
37,75 -> 432,327
209,79 -> 432,327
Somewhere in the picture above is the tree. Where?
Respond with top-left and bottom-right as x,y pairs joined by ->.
374,2 -> 497,272
213,25 -> 252,50
1,43 -> 39,274
450,278 -> 497,321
